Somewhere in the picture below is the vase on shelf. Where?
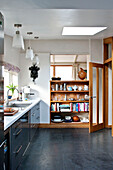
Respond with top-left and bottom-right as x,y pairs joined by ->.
78,68 -> 86,80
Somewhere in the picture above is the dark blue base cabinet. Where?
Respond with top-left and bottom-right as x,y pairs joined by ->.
9,102 -> 40,170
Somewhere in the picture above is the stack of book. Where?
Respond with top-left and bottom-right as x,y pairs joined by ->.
51,103 -> 89,112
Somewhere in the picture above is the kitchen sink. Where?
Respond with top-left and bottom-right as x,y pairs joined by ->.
8,104 -> 30,107
6,103 -> 31,108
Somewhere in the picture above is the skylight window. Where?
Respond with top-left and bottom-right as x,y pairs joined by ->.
62,27 -> 107,35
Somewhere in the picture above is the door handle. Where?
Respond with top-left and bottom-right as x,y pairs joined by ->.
90,96 -> 96,99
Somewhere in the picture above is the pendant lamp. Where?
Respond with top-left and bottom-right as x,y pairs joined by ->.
34,37 -> 40,64
34,54 -> 40,65
12,24 -> 24,50
25,32 -> 34,60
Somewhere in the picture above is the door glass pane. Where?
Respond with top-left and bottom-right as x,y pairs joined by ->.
92,67 -> 97,124
107,44 -> 112,59
99,68 -> 103,123
108,63 -> 112,125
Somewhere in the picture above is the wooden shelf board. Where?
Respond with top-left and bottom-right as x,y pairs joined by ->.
51,100 -> 89,103
51,90 -> 89,93
39,122 -> 89,128
50,80 -> 89,83
104,57 -> 112,64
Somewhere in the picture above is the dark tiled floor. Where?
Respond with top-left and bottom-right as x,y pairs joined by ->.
18,129 -> 113,170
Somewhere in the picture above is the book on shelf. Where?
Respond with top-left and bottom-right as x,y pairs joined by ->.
51,102 -> 89,112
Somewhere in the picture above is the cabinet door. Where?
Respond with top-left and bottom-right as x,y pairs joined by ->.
20,112 -> 29,151
10,113 -> 29,170
35,108 -> 40,124
31,103 -> 40,124
10,119 -> 23,170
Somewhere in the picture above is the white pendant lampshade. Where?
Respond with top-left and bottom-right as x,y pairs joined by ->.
12,24 -> 24,50
12,31 -> 24,50
26,32 -> 34,60
35,54 -> 40,64
25,47 -> 34,60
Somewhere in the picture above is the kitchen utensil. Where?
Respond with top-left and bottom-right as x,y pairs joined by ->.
72,116 -> 80,122
4,109 -> 19,116
78,86 -> 82,91
65,116 -> 71,120
67,86 -> 72,91
84,85 -> 88,91
73,85 -> 78,91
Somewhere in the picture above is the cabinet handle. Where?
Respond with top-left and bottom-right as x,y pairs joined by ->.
32,124 -> 35,128
32,113 -> 35,116
0,141 -> 6,148
14,122 -> 21,129
13,145 -> 22,154
13,129 -> 22,136
36,116 -> 40,119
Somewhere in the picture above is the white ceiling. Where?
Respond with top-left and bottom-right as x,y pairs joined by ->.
51,55 -> 87,63
1,8 -> 113,39
1,0 -> 113,9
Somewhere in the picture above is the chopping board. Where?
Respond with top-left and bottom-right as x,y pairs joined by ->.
4,109 -> 19,116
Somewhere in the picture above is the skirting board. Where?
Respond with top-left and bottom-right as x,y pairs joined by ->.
105,125 -> 112,128
38,123 -> 89,128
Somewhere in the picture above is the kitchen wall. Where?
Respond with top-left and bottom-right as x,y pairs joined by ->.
19,39 -> 103,123
19,53 -> 50,123
4,35 -> 20,68
5,35 -> 103,124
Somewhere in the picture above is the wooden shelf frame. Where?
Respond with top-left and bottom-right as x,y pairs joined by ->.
51,111 -> 89,113
50,80 -> 89,83
51,90 -> 89,93
51,100 -> 89,103
50,80 -> 89,128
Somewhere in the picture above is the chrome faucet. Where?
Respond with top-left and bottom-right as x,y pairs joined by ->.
6,87 -> 19,106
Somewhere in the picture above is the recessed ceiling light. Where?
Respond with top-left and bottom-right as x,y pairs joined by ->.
62,27 -> 107,35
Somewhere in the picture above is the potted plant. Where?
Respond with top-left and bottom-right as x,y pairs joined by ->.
6,83 -> 17,99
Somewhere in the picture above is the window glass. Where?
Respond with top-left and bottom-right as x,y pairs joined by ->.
55,66 -> 73,80
4,70 -> 18,99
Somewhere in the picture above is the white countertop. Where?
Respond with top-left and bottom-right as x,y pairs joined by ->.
4,98 -> 40,131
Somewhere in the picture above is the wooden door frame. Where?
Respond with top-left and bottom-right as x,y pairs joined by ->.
103,37 -> 113,136
89,62 -> 105,133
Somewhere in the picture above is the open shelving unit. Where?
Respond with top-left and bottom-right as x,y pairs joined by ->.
50,80 -> 89,128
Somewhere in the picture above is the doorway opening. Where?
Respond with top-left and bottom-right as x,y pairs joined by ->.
50,54 -> 90,80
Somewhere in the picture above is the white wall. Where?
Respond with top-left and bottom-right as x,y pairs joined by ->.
90,39 -> 103,63
19,53 -> 50,123
4,36 -> 103,124
25,39 -> 89,54
4,35 -> 20,68
19,39 -> 102,123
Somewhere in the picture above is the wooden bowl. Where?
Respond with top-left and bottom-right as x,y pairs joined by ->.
72,116 -> 80,122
